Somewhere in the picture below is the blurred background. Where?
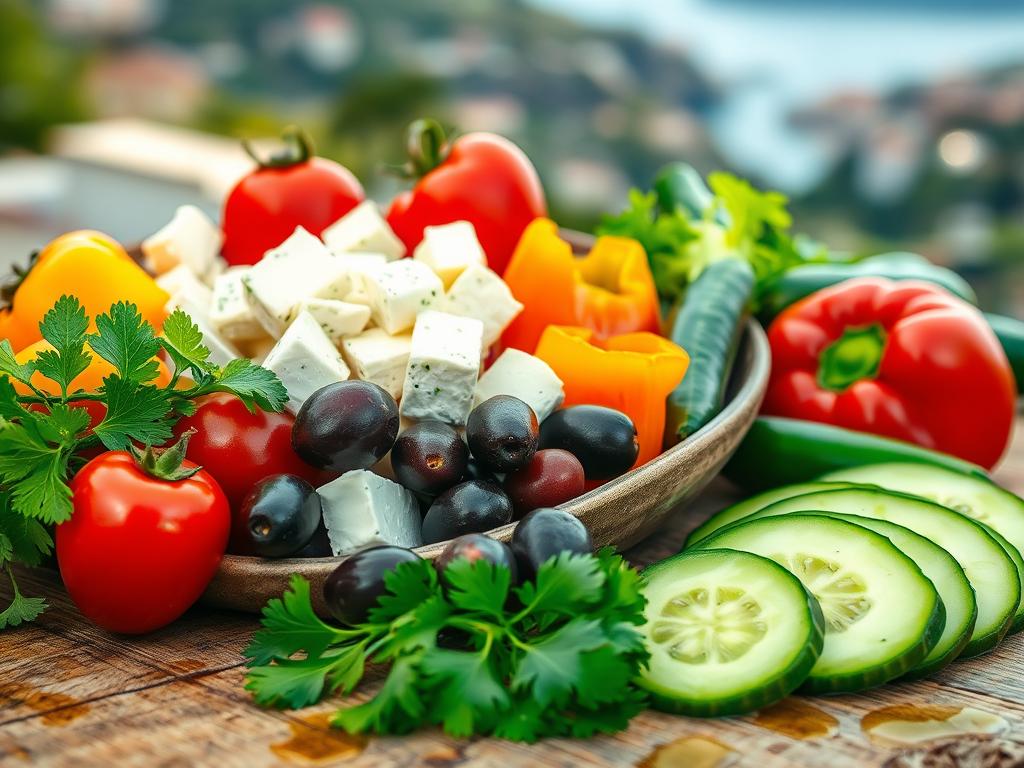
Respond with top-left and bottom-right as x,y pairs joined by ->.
1,0 -> 1023,311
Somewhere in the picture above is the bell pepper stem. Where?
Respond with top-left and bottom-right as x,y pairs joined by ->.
242,125 -> 314,169
818,324 -> 887,392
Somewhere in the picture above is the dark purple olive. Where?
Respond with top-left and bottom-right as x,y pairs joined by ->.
323,546 -> 420,625
539,405 -> 638,481
391,421 -> 469,495
295,519 -> 332,558
435,534 -> 518,584
511,507 -> 593,579
464,458 -> 498,483
240,474 -> 322,558
421,480 -> 514,544
292,381 -> 399,473
466,395 -> 539,473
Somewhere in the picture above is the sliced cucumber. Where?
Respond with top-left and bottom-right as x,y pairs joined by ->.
820,463 -> 1024,633
687,481 -> 854,546
740,488 -> 1019,657
695,514 -> 943,693
811,513 -> 976,678
638,549 -> 825,716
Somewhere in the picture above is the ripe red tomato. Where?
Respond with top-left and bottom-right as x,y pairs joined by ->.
221,127 -> 364,265
386,119 -> 546,275
57,450 -> 230,634
172,393 -> 332,553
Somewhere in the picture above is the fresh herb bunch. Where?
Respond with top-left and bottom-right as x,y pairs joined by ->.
0,296 -> 287,628
245,549 -> 649,741
598,170 -> 826,303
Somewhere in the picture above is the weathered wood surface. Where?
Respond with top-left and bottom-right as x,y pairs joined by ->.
4,422 -> 1024,767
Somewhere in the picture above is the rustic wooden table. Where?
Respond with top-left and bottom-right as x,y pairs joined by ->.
4,422 -> 1024,768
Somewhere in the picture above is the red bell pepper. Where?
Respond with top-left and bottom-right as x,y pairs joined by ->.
386,119 -> 547,275
763,277 -> 1015,469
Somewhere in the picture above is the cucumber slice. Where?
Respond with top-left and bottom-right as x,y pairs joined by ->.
820,463 -> 1024,633
638,549 -> 825,716
739,488 -> 1019,657
687,481 -> 854,546
811,513 -> 976,678
695,514 -> 944,693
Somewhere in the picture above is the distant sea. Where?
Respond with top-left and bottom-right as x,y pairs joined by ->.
529,0 -> 1024,190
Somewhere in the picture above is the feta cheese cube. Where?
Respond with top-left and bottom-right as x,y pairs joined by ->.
318,470 -> 422,555
156,264 -> 213,310
210,268 -> 265,341
443,264 -> 524,348
322,201 -> 405,260
262,311 -> 351,413
336,252 -> 388,307
473,349 -> 565,422
236,335 -> 277,365
243,227 -> 350,337
400,311 -> 483,426
341,328 -> 412,400
142,205 -> 222,279
295,298 -> 370,344
362,260 -> 444,335
413,221 -> 486,288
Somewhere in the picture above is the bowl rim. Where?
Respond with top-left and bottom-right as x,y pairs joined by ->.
222,317 -> 770,566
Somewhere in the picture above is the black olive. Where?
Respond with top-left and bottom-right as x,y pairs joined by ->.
435,533 -> 518,584
466,395 -> 539,473
421,480 -> 514,544
391,421 -> 469,495
539,405 -> 639,480
323,546 -> 421,625
240,474 -> 322,558
292,381 -> 399,473
510,507 -> 593,579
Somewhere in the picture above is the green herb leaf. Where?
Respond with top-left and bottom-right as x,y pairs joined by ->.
0,421 -> 74,523
421,649 -> 509,737
514,552 -> 604,617
92,377 -> 173,451
0,340 -> 36,388
333,654 -> 426,736
89,302 -> 161,383
159,309 -> 214,377
205,358 -> 288,413
441,559 -> 510,620
34,295 -> 91,395
511,618 -> 607,706
245,574 -> 354,665
246,643 -> 366,709
0,588 -> 47,629
367,558 -> 438,624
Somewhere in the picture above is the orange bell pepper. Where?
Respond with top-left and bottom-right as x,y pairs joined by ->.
2,230 -> 169,352
501,218 -> 660,353
535,326 -> 689,467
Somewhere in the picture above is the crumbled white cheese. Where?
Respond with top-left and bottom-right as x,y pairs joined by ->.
362,260 -> 444,334
262,310 -> 351,413
322,201 -> 405,260
295,298 -> 371,344
209,267 -> 266,341
142,205 -> 222,279
400,311 -> 483,426
318,470 -> 423,554
341,328 -> 412,400
474,349 -> 565,422
413,220 -> 486,288
443,263 -> 524,348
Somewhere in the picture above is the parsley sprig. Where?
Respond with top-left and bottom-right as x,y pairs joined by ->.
0,296 -> 288,628
598,169 -> 827,303
245,549 -> 649,741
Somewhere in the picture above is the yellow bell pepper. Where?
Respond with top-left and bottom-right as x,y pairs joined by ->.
535,326 -> 689,468
501,219 -> 661,354
13,340 -> 172,397
1,230 -> 169,352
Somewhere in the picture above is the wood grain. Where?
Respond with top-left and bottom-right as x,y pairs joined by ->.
4,420 -> 1024,767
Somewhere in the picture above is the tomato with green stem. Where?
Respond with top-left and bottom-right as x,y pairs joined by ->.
56,431 -> 230,634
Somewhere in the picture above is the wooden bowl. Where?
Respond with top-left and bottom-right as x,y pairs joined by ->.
202,318 -> 770,615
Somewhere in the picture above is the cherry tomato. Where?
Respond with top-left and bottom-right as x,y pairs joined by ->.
386,119 -> 546,275
57,448 -> 230,634
172,393 -> 332,553
221,127 -> 364,265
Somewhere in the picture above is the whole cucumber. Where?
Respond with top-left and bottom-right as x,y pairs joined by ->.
724,417 -> 986,492
986,312 -> 1024,394
653,162 -> 718,221
757,252 -> 978,323
665,259 -> 755,444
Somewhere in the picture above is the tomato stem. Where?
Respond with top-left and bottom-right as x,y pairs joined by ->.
404,118 -> 451,178
818,323 -> 887,393
129,428 -> 203,482
242,126 -> 314,169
